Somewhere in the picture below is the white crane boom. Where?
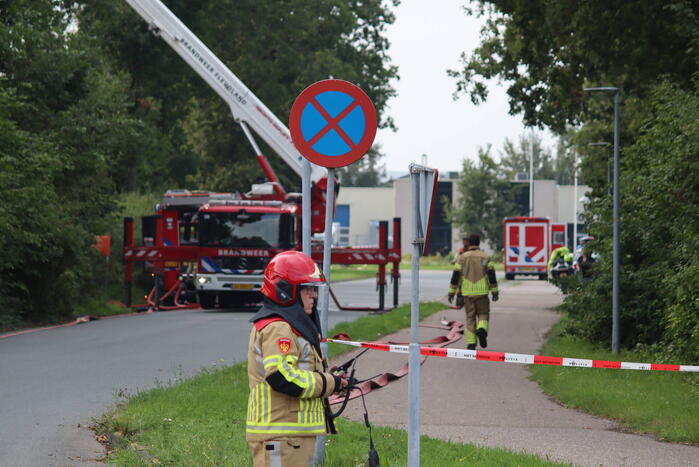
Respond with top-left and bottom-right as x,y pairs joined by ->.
123,0 -> 327,183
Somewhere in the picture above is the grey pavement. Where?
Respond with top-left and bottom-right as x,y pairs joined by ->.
337,279 -> 699,466
0,269 -> 449,467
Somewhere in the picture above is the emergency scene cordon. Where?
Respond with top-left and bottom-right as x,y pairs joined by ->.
1,1 -> 698,467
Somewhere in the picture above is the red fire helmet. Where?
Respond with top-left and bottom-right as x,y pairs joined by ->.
261,251 -> 326,306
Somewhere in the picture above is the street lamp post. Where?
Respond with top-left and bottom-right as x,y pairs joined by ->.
584,87 -> 621,353
573,152 -> 578,251
529,135 -> 534,216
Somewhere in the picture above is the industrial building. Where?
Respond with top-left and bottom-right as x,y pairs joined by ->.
333,175 -> 590,256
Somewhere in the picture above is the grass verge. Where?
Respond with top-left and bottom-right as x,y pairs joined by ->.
329,264 -> 377,282
530,316 -> 699,444
97,301 -> 568,466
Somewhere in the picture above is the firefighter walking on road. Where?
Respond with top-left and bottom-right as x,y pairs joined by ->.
246,251 -> 346,466
448,233 -> 499,350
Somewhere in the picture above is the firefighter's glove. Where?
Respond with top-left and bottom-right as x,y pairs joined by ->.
448,293 -> 455,304
455,294 -> 465,308
332,375 -> 347,393
491,291 -> 499,302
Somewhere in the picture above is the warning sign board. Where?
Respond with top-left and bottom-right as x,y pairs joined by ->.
289,79 -> 377,168
410,164 -> 439,256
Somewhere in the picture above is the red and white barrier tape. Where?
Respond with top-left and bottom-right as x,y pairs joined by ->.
326,339 -> 699,373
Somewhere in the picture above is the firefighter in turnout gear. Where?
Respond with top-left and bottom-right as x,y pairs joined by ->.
247,251 -> 345,466
547,246 -> 571,277
448,233 -> 499,350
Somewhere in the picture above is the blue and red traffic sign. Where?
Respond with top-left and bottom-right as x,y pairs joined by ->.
289,79 -> 377,168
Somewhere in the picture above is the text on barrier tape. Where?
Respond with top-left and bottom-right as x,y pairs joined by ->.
325,339 -> 699,373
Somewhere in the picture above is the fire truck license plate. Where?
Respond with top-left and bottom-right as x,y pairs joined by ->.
517,267 -> 537,272
232,283 -> 254,289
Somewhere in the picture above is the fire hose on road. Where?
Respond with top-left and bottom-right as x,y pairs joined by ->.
326,320 -> 466,405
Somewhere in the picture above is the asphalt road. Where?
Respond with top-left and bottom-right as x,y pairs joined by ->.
0,269 -> 451,467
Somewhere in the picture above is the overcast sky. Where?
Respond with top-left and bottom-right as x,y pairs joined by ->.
374,1 -> 556,174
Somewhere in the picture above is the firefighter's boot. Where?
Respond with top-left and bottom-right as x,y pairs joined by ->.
466,343 -> 476,350
476,328 -> 488,349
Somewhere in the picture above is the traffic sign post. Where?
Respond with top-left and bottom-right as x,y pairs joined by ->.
290,79 -> 377,464
408,163 -> 438,467
290,79 -> 377,168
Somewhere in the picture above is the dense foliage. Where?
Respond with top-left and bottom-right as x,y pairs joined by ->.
0,0 -> 398,326
450,0 -> 699,133
563,82 -> 699,361
451,1 -> 699,361
450,133 -> 573,250
78,0 -> 398,192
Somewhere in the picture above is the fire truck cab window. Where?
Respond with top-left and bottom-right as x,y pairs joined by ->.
199,212 -> 293,249
552,231 -> 565,245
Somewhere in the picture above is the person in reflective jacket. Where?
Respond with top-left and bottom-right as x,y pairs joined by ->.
547,246 -> 571,276
246,251 -> 345,467
448,233 -> 498,350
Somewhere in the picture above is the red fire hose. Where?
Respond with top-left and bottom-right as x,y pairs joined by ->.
327,320 -> 464,404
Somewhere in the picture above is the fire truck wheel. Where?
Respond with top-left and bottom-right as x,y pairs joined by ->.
505,273 -> 515,280
220,294 -> 242,309
198,292 -> 216,309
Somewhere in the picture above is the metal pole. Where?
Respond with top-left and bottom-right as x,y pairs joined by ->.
573,154 -> 578,251
302,159 -> 312,255
529,136 -> 534,216
315,167 -> 335,464
612,91 -> 621,354
583,87 -> 621,353
608,153 -> 611,197
408,171 -> 421,467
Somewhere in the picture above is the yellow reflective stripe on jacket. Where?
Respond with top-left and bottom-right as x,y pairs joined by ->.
297,398 -> 324,425
264,353 -> 318,397
279,355 -> 309,387
263,355 -> 281,370
246,423 -> 327,435
247,381 -> 272,425
300,369 -> 317,398
460,277 -> 490,295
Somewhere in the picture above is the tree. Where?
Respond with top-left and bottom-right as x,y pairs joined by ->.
562,81 -> 699,360
77,0 -> 399,192
337,145 -> 387,187
552,132 -> 577,186
0,1 -> 166,323
0,84 -> 91,325
449,1 -> 699,133
498,132 -> 555,182
0,0 -> 402,324
450,147 -> 519,250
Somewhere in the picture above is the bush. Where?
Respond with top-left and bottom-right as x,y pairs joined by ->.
562,81 -> 699,362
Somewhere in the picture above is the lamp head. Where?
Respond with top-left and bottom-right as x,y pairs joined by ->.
583,86 -> 619,94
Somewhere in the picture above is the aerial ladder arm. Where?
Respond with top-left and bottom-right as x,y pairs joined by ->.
124,0 -> 330,207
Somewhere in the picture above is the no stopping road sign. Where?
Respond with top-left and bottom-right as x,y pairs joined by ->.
289,79 -> 377,168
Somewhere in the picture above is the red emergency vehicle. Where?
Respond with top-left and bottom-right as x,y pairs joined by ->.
122,0 -> 401,310
503,216 -> 553,280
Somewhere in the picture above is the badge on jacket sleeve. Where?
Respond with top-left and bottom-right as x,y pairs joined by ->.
278,338 -> 291,354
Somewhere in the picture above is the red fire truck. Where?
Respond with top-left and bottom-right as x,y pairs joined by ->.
503,217 -> 567,280
122,0 -> 401,310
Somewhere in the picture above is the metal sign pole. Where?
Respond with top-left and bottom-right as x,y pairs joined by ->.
320,168 -> 335,345
315,167 -> 335,464
289,79 -> 376,465
302,159 -> 312,255
408,170 -> 421,467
